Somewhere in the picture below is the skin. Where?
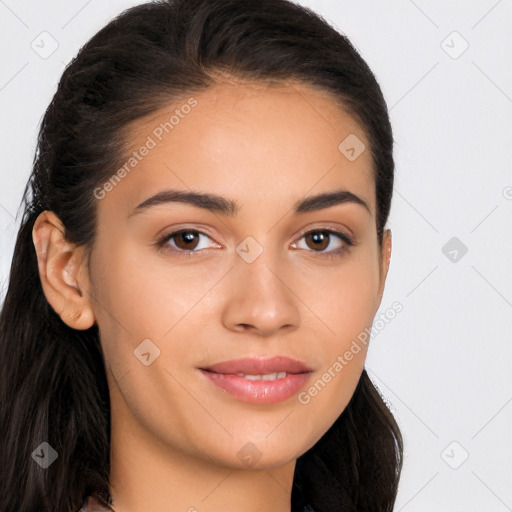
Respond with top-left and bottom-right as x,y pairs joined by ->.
32,79 -> 391,512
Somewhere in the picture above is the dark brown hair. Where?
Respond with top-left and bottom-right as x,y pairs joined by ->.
0,1 -> 402,510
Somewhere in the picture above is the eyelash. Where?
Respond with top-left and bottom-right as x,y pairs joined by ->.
155,227 -> 355,260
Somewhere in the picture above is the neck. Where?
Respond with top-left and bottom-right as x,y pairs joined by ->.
107,401 -> 295,512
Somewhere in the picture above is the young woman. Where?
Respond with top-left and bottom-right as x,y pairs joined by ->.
0,1 -> 403,511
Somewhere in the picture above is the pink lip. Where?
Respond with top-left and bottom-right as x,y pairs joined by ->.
201,356 -> 313,375
198,357 -> 313,404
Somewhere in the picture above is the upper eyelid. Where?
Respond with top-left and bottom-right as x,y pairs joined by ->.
291,228 -> 354,249
295,225 -> 353,241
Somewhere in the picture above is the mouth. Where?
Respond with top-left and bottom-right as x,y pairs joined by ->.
198,356 -> 313,405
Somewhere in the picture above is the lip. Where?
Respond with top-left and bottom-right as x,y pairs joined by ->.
198,356 -> 313,405
201,356 -> 313,375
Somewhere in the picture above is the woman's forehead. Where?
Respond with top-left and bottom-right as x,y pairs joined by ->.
112,81 -> 374,206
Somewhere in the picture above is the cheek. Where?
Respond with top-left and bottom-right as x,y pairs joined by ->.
294,251 -> 381,338
89,239 -> 223,398
91,240 -> 214,337
292,254 -> 379,429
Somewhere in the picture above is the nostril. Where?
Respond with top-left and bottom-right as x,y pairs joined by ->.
237,323 -> 253,331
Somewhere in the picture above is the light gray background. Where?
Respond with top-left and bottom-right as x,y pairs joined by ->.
1,1 -> 511,510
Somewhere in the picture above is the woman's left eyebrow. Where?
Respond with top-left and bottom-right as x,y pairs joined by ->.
128,188 -> 370,218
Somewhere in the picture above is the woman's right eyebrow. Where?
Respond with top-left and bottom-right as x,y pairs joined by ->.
128,188 -> 370,218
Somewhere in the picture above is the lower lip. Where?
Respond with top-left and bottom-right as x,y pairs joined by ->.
199,369 -> 312,404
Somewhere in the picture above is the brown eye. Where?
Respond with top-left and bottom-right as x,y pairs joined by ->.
291,229 -> 354,258
304,231 -> 330,251
157,229 -> 219,256
173,230 -> 201,250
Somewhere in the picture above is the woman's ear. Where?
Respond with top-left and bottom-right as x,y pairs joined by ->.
375,228 -> 392,310
32,210 -> 96,330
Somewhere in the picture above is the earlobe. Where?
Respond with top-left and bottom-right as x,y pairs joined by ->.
32,210 -> 96,330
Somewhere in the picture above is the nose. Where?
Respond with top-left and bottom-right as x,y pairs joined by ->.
220,250 -> 300,338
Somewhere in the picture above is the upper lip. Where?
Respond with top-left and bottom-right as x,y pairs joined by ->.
200,356 -> 313,375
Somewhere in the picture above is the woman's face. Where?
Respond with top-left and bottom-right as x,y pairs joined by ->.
86,80 -> 391,471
